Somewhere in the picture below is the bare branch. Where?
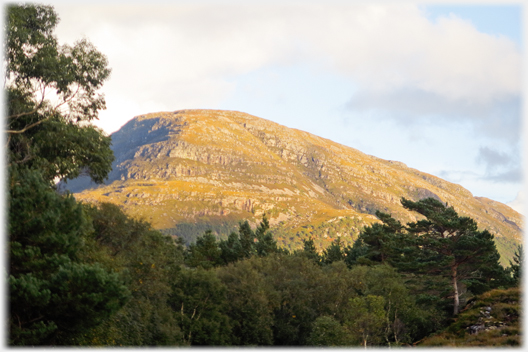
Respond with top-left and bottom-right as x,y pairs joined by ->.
6,118 -> 47,134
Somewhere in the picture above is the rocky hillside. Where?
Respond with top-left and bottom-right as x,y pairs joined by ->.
417,287 -> 521,347
67,109 -> 522,263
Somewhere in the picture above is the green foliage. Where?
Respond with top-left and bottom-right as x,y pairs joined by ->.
254,215 -> 282,256
508,245 -> 522,286
35,118 -> 113,184
369,265 -> 445,343
238,220 -> 257,258
161,220 -> 239,246
169,267 -> 232,345
349,213 -> 408,266
345,295 -> 386,347
8,167 -> 129,345
6,4 -> 110,128
185,231 -> 222,269
6,4 -> 123,346
355,198 -> 510,317
78,203 -> 186,346
186,215 -> 284,269
216,258 -> 278,345
296,237 -> 321,264
322,237 -> 345,264
218,232 -> 244,265
264,256 -> 324,345
6,14 -> 519,344
210,254 -> 440,346
6,4 -> 113,185
307,316 -> 349,346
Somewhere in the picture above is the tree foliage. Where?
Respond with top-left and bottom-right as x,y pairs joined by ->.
6,4 -> 113,184
345,295 -> 386,347
6,4 -> 110,132
354,197 -> 510,316
307,315 -> 349,346
70,203 -> 186,346
185,215 -> 284,269
169,267 -> 232,345
6,4 -> 120,346
8,167 -> 129,345
509,245 -> 522,286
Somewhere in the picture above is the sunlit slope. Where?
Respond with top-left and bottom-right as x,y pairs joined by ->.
70,109 -> 522,262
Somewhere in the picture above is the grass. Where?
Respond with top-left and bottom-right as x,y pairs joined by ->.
418,287 -> 521,347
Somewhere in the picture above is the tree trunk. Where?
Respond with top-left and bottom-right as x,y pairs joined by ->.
452,265 -> 459,315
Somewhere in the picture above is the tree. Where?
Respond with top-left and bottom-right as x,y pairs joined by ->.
238,221 -> 257,258
218,232 -> 244,265
354,198 -> 508,316
216,258 -> 278,345
347,212 -> 406,266
8,167 -> 129,345
6,4 -> 110,134
6,4 -> 113,184
509,245 -> 522,286
6,5 -> 122,346
189,216 -> 282,268
185,231 -> 222,269
254,214 -> 283,256
296,237 -> 321,265
401,197 -> 507,315
322,237 -> 345,265
307,316 -> 349,346
85,203 -> 187,346
345,295 -> 386,347
169,267 -> 232,345
350,264 -> 437,345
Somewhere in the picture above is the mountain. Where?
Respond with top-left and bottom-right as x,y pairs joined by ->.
67,109 -> 522,263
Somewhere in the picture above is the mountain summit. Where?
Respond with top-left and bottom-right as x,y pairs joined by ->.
69,109 -> 522,262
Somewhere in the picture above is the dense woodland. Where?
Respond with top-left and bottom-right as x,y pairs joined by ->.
6,4 -> 522,346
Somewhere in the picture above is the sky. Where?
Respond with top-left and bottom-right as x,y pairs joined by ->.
45,1 -> 524,211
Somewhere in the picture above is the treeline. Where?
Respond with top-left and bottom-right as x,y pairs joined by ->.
173,198 -> 521,346
6,3 -> 521,347
9,191 -> 521,345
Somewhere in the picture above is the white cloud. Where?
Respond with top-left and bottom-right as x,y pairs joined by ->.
507,191 -> 525,215
52,3 -> 521,133
286,5 -> 520,102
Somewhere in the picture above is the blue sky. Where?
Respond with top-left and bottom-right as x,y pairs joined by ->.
423,4 -> 522,47
50,2 -> 523,211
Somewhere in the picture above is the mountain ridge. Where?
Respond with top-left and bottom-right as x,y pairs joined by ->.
67,109 -> 522,263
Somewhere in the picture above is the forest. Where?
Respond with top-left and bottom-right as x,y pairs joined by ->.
6,4 -> 522,347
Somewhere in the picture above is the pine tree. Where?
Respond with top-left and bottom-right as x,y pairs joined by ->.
298,237 -> 321,264
354,197 -> 508,316
185,231 -> 222,269
218,232 -> 244,265
322,237 -> 345,264
509,245 -> 522,286
238,221 -> 257,258
401,198 -> 508,315
255,214 -> 282,256
8,167 -> 129,345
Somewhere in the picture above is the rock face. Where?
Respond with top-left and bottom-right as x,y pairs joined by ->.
68,109 -> 522,261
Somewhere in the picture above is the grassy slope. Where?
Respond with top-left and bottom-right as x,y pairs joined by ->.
417,287 -> 521,347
